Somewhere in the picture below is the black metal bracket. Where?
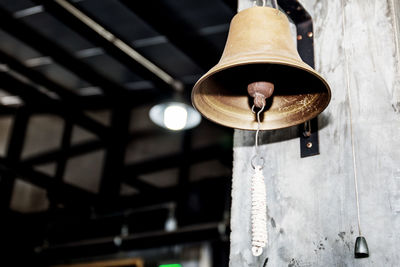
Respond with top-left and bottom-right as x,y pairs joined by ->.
278,0 -> 320,157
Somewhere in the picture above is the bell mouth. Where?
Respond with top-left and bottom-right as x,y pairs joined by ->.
192,63 -> 331,130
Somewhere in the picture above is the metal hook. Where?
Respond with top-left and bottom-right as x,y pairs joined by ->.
251,103 -> 265,169
252,103 -> 265,149
251,155 -> 265,169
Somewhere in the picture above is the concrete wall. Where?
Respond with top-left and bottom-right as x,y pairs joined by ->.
230,0 -> 400,266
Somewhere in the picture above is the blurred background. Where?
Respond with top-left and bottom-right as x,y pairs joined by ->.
0,0 -> 238,266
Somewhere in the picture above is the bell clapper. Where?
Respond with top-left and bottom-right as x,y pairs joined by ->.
250,101 -> 268,257
247,81 -> 274,109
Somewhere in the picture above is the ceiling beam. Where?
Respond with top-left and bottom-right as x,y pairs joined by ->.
40,222 -> 226,261
0,50 -> 79,104
33,0 -> 181,92
0,70 -> 110,140
0,6 -> 128,99
123,144 -> 232,179
0,157 -> 96,205
0,48 -> 161,110
99,107 -> 130,200
21,130 -> 171,166
178,130 -> 192,188
120,0 -> 222,71
54,120 -> 73,182
21,132 -> 163,194
22,140 -> 103,166
122,178 -> 157,194
0,108 -> 29,210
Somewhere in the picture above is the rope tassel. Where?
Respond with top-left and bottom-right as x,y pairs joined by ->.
251,165 -> 268,256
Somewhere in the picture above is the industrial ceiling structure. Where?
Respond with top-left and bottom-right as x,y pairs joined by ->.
0,0 -> 238,265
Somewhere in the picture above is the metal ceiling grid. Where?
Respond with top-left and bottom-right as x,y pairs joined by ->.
0,0 -> 235,264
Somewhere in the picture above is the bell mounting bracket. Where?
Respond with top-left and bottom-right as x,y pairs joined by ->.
278,0 -> 320,158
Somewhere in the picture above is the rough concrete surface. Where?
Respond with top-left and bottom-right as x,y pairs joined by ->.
230,0 -> 400,266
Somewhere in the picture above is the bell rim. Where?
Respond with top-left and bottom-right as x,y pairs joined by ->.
191,108 -> 323,131
192,60 -> 331,130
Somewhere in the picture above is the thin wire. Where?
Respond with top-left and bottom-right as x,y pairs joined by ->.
341,0 -> 362,237
252,103 -> 266,151
251,103 -> 266,169
390,0 -> 400,72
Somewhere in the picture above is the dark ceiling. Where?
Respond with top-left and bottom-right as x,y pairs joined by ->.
0,0 -> 235,97
0,0 -> 237,265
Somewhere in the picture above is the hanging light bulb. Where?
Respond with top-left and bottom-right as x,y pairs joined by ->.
164,104 -> 188,130
149,102 -> 201,131
164,203 -> 177,232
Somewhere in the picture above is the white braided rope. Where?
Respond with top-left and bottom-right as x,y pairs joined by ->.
251,165 -> 268,256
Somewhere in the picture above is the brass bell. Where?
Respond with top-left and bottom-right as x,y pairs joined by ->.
192,6 -> 331,130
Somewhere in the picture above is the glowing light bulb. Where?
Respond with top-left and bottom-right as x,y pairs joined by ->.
164,216 -> 177,232
149,102 -> 201,130
163,105 -> 188,130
